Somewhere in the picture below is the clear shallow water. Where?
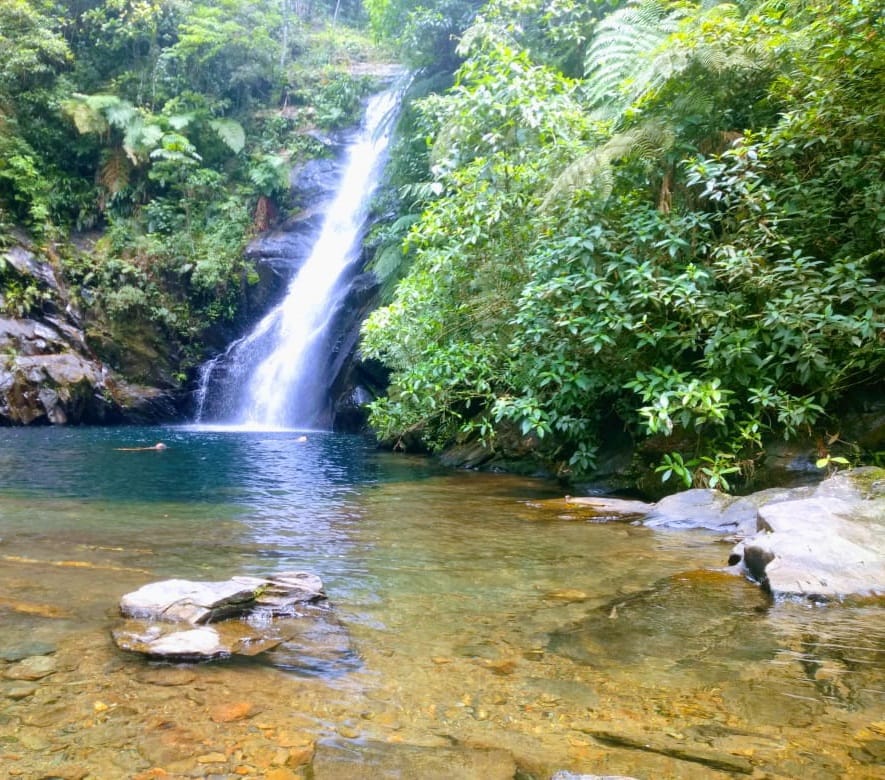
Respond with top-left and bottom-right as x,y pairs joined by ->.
0,427 -> 882,779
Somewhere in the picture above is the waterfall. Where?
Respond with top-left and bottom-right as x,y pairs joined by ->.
195,80 -> 405,430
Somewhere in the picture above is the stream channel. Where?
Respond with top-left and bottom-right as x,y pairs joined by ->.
0,426 -> 883,778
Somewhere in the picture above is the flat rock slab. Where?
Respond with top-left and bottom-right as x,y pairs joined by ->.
119,571 -> 325,624
114,571 -> 336,662
4,655 -> 58,680
120,579 -> 259,624
738,491 -> 885,600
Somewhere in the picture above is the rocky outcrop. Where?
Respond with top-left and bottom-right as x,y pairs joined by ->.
0,242 -> 180,425
553,468 -> 885,601
113,572 -> 332,661
730,468 -> 885,600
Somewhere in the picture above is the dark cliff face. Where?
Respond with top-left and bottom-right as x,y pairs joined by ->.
0,241 -> 180,426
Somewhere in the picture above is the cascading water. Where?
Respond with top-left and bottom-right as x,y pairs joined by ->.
195,80 -> 405,429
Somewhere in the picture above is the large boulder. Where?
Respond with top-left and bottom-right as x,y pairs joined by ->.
731,468 -> 885,600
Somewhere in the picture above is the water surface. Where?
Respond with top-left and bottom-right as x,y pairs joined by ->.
0,427 -> 882,778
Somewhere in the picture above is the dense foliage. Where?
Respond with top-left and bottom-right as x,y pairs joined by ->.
0,0 -> 385,381
362,0 -> 885,488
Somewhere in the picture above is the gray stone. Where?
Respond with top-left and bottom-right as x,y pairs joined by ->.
0,641 -> 56,662
643,488 -> 753,534
4,682 -> 38,700
732,468 -> 885,599
114,572 -> 330,661
120,578 -> 262,624
120,571 -> 326,624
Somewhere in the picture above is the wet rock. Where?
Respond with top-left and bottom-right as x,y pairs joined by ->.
310,739 -> 518,779
643,488 -> 756,534
732,469 -> 885,600
114,625 -> 233,660
114,572 -> 334,662
4,655 -> 58,680
119,571 -> 325,624
0,640 -> 56,662
4,683 -> 38,700
210,701 -> 256,723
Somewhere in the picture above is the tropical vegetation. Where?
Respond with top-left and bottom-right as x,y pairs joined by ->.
362,0 -> 885,489
1,0 -> 387,382
1,0 -> 882,491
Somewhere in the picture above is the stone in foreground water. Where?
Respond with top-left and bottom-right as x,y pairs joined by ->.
113,572 -> 328,661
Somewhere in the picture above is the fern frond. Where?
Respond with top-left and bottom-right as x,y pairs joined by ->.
62,98 -> 108,136
167,113 -> 194,131
209,119 -> 246,154
104,100 -> 138,131
99,148 -> 131,194
584,1 -> 762,119
540,121 -> 675,211
122,115 -> 146,163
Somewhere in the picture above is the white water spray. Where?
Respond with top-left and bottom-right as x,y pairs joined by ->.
195,81 -> 405,429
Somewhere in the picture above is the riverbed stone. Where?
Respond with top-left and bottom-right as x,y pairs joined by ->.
0,641 -> 56,662
4,682 -> 38,700
4,654 -> 58,680
309,739 -> 518,779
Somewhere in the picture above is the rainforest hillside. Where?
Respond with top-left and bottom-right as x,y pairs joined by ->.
0,0 -> 405,405
362,0 -> 885,492
1,0 -> 883,494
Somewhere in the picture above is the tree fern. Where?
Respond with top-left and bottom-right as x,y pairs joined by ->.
583,1 -> 760,120
209,118 -> 246,154
541,121 -> 675,210
99,148 -> 131,195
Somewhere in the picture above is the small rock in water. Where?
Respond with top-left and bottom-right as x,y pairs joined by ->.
4,654 -> 58,680
4,682 -> 38,699
134,667 -> 197,686
113,571 -> 332,662
0,640 -> 57,662
210,701 -> 256,723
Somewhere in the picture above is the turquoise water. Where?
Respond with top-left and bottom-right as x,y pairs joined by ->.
0,427 -> 883,778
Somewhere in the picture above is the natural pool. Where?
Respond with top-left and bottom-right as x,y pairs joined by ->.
0,427 -> 882,778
